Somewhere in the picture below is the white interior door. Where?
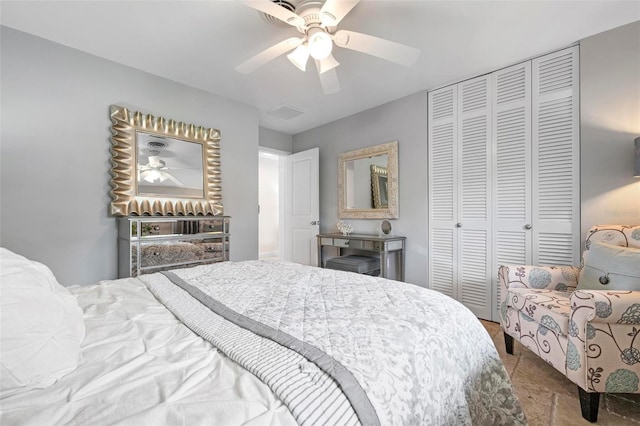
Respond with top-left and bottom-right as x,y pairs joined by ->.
428,85 -> 458,298
458,75 -> 492,320
492,61 -> 532,321
285,148 -> 320,266
531,46 -> 580,267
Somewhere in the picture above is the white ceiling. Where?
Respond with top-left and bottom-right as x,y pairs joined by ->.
1,1 -> 638,135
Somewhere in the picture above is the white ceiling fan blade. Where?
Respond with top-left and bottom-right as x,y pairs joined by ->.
320,0 -> 360,26
316,61 -> 341,95
236,37 -> 304,74
242,1 -> 305,27
333,30 -> 421,67
317,54 -> 340,74
163,172 -> 185,187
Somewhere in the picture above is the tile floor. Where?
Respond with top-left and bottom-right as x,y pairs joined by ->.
481,320 -> 640,425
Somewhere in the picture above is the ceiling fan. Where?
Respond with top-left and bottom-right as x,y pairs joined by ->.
236,0 -> 421,94
138,154 -> 185,187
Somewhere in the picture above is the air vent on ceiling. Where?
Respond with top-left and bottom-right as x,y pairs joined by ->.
267,104 -> 304,120
262,0 -> 297,26
147,141 -> 168,149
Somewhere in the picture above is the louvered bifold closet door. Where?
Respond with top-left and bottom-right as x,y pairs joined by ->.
532,46 -> 580,266
428,85 -> 457,298
492,62 -> 532,321
457,75 -> 492,320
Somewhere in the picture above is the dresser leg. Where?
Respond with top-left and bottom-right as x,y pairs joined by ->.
380,253 -> 387,278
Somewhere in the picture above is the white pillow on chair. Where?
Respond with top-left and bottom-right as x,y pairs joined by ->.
578,242 -> 640,291
0,248 -> 85,397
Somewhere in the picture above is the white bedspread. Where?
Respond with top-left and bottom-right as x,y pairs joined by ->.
0,278 -> 296,426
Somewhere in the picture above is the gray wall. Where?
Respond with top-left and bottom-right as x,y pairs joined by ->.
1,27 -> 260,285
259,127 -> 293,153
3,22 -> 637,287
293,92 -> 429,286
294,22 -> 640,288
580,21 -> 640,241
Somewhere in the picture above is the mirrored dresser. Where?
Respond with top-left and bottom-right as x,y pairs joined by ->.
118,216 -> 230,278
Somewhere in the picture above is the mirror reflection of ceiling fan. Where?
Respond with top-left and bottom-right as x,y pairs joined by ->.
236,0 -> 421,94
138,154 -> 185,187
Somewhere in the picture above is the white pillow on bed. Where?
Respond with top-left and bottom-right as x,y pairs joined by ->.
0,248 -> 85,397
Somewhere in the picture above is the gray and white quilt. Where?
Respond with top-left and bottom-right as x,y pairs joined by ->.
141,260 -> 525,426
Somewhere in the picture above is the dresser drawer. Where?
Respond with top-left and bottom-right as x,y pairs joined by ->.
333,238 -> 351,248
328,239 -> 374,249
132,219 -> 228,237
138,221 -> 173,236
191,239 -> 230,261
135,240 -> 205,268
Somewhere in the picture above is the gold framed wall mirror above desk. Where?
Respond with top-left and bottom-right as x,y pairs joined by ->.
317,233 -> 406,282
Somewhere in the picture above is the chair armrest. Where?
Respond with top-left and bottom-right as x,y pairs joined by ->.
570,290 -> 640,325
498,264 -> 579,293
566,290 -> 640,392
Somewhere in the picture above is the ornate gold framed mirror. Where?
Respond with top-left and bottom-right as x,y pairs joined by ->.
109,105 -> 223,216
338,141 -> 398,219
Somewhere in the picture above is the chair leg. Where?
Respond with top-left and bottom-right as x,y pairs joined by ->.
503,332 -> 514,355
577,386 -> 600,423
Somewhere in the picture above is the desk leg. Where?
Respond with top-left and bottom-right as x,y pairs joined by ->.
399,249 -> 405,282
380,252 -> 388,279
317,240 -> 322,268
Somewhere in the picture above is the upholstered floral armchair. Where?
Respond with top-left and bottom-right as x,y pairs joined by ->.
499,225 -> 640,422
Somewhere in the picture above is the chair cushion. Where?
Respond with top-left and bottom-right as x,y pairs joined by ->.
507,288 -> 572,336
577,242 -> 640,291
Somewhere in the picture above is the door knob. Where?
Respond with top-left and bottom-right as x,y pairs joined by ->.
525,224 -> 532,230
310,220 -> 320,225
456,223 -> 462,228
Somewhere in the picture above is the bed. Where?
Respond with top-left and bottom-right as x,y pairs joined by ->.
0,248 -> 526,425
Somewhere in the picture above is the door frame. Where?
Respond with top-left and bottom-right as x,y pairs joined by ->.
258,147 -> 290,261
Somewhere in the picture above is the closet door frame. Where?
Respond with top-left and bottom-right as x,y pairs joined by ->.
428,46 -> 581,323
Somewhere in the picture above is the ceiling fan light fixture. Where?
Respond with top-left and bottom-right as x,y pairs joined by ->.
148,155 -> 164,168
287,44 -> 309,71
307,28 -> 333,60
